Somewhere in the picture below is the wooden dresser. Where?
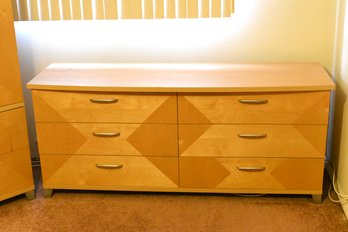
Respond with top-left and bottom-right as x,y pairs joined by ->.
0,0 -> 34,201
27,63 -> 335,202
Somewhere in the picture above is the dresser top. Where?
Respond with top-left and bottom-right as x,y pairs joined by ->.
27,63 -> 335,92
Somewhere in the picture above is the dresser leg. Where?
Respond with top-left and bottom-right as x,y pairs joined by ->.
25,190 -> 35,200
311,194 -> 322,203
43,189 -> 53,198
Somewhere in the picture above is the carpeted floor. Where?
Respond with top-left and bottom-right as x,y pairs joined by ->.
0,167 -> 347,232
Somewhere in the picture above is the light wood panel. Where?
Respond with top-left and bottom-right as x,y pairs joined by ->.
144,0 -> 154,19
32,91 -> 177,123
0,1 -> 23,107
188,0 -> 198,18
41,155 -> 179,188
180,157 -> 324,191
0,149 -> 34,201
40,0 -> 50,20
29,0 -> 39,20
155,0 -> 164,18
50,0 -> 61,20
122,0 -> 142,19
179,124 -> 327,158
166,0 -> 175,18
82,0 -> 93,19
36,123 -> 178,156
0,107 -> 29,156
62,0 -> 72,20
71,0 -> 82,20
26,63 -> 335,92
179,91 -> 331,124
105,0 -> 118,19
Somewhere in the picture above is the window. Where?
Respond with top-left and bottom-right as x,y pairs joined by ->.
12,0 -> 234,21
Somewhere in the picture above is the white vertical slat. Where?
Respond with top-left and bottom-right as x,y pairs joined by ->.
104,0 -> 118,19
62,0 -> 72,19
50,0 -> 61,20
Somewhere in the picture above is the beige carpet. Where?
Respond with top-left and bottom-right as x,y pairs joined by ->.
0,167 -> 347,232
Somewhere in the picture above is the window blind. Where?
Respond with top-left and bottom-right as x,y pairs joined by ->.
12,0 -> 234,21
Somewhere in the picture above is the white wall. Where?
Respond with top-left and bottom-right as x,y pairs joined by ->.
14,0 -> 338,157
332,0 -> 348,218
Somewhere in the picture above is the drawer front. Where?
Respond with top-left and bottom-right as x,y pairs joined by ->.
41,155 -> 179,188
179,125 -> 327,158
0,149 -> 33,195
32,91 -> 177,123
180,157 -> 324,191
0,57 -> 23,107
0,107 -> 29,155
36,123 -> 178,156
178,91 -> 330,124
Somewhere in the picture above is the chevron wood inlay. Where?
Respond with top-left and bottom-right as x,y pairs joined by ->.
270,159 -> 324,190
27,63 -> 334,199
127,124 -> 177,156
0,58 -> 23,107
40,155 -> 179,188
179,125 -> 327,158
180,157 -> 230,188
0,149 -> 33,195
0,107 -> 29,155
179,92 -> 330,124
32,91 -> 177,123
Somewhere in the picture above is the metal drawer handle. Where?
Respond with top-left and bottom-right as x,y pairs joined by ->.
238,133 -> 267,139
239,99 -> 268,104
90,98 -> 118,104
237,166 -> 266,172
93,132 -> 121,137
96,164 -> 123,169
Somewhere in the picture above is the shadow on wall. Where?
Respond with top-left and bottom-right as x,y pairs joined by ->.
332,84 -> 347,169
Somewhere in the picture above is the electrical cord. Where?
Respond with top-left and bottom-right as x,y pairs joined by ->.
328,167 -> 348,203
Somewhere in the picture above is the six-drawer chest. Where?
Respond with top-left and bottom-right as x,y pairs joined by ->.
27,63 -> 335,202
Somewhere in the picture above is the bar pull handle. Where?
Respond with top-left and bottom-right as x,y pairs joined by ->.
93,132 -> 121,137
238,133 -> 267,139
90,98 -> 118,104
237,166 -> 266,172
239,99 -> 268,104
96,164 -> 123,169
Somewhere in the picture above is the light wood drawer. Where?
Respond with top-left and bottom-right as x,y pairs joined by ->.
0,107 -> 29,155
36,123 -> 178,156
0,57 -> 23,107
179,124 -> 327,158
41,155 -> 179,188
180,157 -> 324,191
32,91 -> 177,123
0,149 -> 33,195
178,91 -> 330,124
